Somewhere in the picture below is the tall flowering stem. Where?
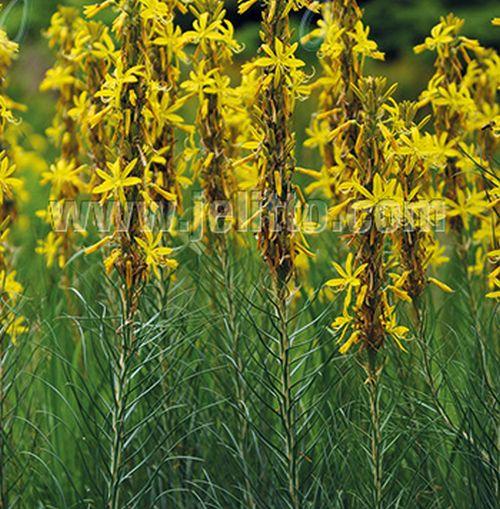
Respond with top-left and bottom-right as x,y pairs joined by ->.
415,15 -> 497,243
258,26 -> 294,283
185,2 -> 256,505
80,1 -> 188,506
246,0 -> 311,285
347,79 -> 392,509
415,15 -> 498,385
0,19 -> 28,507
301,1 -> 385,219
238,0 -> 313,506
310,13 -> 454,354
84,0 -> 184,304
38,8 -> 87,271
186,0 -> 240,232
304,6 -> 458,505
321,78 -> 406,508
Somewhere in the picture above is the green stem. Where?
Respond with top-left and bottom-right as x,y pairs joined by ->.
412,299 -> 451,427
218,240 -> 256,509
456,239 -> 494,395
108,351 -> 126,508
412,298 -> 492,464
0,337 -> 6,509
275,280 -> 300,509
107,291 -> 133,509
367,349 -> 382,509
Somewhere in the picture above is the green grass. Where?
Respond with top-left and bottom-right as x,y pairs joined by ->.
1,230 -> 497,507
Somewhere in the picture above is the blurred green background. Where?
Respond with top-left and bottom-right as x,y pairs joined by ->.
2,0 -> 498,134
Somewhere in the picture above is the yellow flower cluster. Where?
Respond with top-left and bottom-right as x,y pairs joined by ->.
37,8 -> 89,269
415,14 -> 499,299
303,3 -> 460,354
36,2 -> 499,322
38,1 -> 197,293
0,20 -> 27,343
323,79 -> 411,354
86,0 -> 190,291
239,0 -> 314,284
301,0 -> 383,194
186,0 -> 241,233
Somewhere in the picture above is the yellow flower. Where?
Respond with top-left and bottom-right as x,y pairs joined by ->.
184,12 -> 223,49
149,183 -> 177,203
180,62 -> 218,100
428,277 -> 454,293
339,331 -> 360,355
487,249 -> 500,262
135,230 -> 178,279
331,301 -> 356,353
95,61 -> 145,109
144,93 -> 188,132
83,1 -> 113,19
331,307 -> 353,332
36,232 -> 64,268
397,129 -> 457,165
93,158 -> 141,204
303,16 -> 345,60
103,248 -> 121,274
40,65 -> 77,91
383,309 -> 409,352
153,22 -> 189,62
91,28 -> 119,62
251,39 -> 305,87
0,270 -> 23,299
346,174 -> 402,210
304,119 -> 336,151
446,188 -> 488,229
238,0 -> 259,14
299,166 -> 336,199
426,241 -> 449,268
5,313 -> 27,345
0,28 -> 19,68
486,266 -> 500,299
140,0 -> 171,21
414,20 -> 456,54
349,21 -> 384,60
41,159 -> 85,198
433,83 -> 475,114
68,91 -> 91,121
84,235 -> 114,255
386,272 -> 412,303
0,153 -> 21,204
325,253 -> 367,298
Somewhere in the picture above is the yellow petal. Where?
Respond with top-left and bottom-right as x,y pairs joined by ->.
339,331 -> 360,354
428,277 -> 453,293
85,235 -> 113,255
152,184 -> 177,202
